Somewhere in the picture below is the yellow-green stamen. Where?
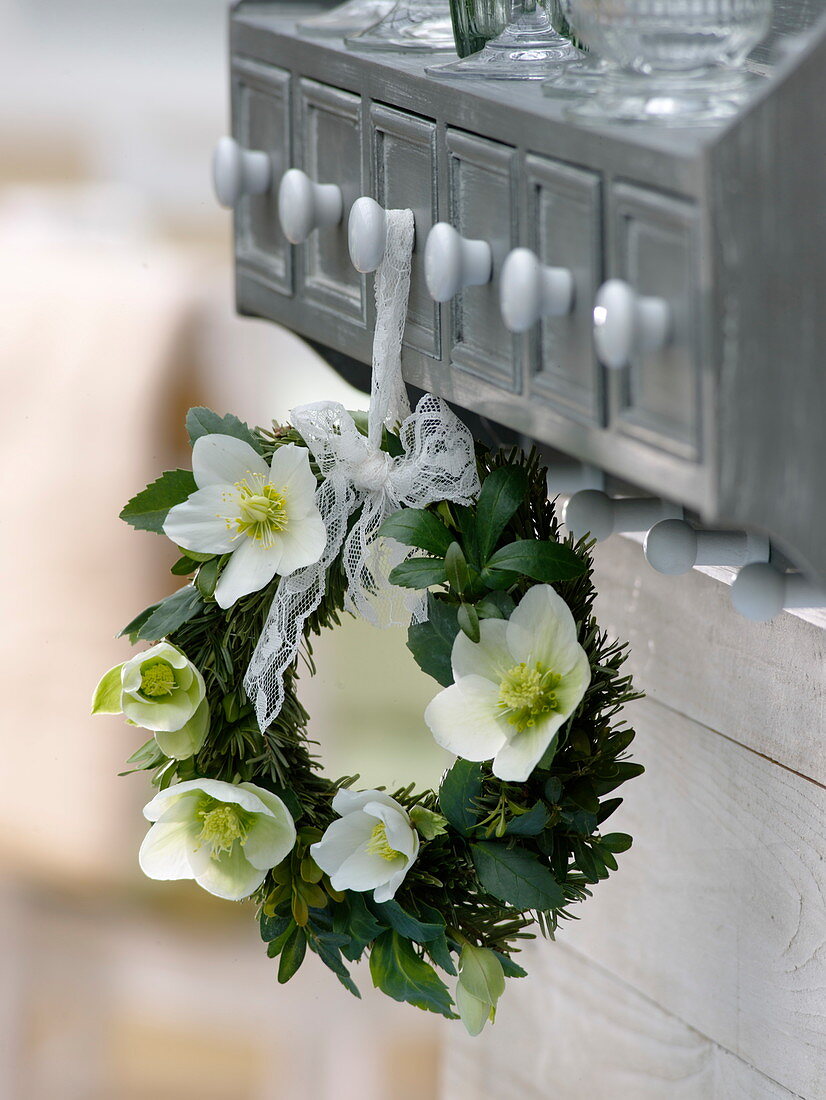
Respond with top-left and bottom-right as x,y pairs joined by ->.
365,821 -> 402,862
497,662 -> 561,733
233,478 -> 288,548
198,803 -> 250,859
140,660 -> 177,698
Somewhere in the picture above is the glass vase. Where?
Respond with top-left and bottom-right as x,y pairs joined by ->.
345,0 -> 458,51
296,0 -> 397,38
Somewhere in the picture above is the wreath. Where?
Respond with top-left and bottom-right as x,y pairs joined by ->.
93,398 -> 642,1033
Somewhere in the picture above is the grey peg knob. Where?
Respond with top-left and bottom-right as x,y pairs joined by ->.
212,137 -> 272,209
278,168 -> 343,245
731,563 -> 826,622
424,223 -> 492,303
500,248 -> 575,333
593,278 -> 671,370
644,519 -> 770,576
564,489 -> 682,543
348,197 -> 388,273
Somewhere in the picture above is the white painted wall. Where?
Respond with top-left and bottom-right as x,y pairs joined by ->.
441,535 -> 826,1100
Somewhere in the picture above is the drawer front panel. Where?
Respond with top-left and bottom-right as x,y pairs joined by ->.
447,130 -> 519,393
527,155 -> 604,426
608,183 -> 701,460
233,60 -> 291,296
298,80 -> 365,324
371,104 -> 440,359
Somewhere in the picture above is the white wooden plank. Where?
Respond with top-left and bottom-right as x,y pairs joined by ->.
441,941 -> 799,1100
562,697 -> 826,1098
589,535 -> 826,784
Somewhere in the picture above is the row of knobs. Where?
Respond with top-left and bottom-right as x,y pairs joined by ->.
562,489 -> 822,622
213,138 -> 670,371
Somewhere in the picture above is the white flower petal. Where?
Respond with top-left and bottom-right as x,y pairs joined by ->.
154,699 -> 209,759
330,846 -> 404,893
274,512 -> 328,577
138,817 -> 200,880
331,789 -> 403,817
214,537 -> 281,609
364,802 -> 418,861
311,813 -> 376,875
242,806 -> 297,871
192,434 -> 269,489
451,618 -> 513,684
554,647 -> 591,716
373,864 -> 410,903
163,486 -> 240,554
507,584 -> 582,673
122,687 -> 198,733
194,843 -> 265,900
424,677 -> 509,762
492,712 -> 567,782
143,777 -> 272,821
268,443 -> 318,509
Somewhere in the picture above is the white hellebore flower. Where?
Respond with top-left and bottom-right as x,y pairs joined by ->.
92,641 -> 209,760
163,435 -> 327,609
139,778 -> 296,901
424,585 -> 591,782
310,789 -> 420,903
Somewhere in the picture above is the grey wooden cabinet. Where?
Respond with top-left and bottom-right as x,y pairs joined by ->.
227,1 -> 826,588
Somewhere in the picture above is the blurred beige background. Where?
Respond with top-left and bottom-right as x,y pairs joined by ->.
0,2 -> 451,1096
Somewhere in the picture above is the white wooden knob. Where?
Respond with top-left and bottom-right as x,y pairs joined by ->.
500,248 -> 575,333
563,489 -> 682,543
424,223 -> 492,303
278,168 -> 343,245
731,562 -> 825,622
348,197 -> 388,273
593,278 -> 671,370
212,137 -> 272,209
644,519 -> 770,576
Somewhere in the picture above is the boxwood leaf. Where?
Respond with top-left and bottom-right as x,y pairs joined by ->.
486,540 -> 587,583
439,758 -> 483,837
368,898 -> 444,943
406,594 -> 459,686
388,558 -> 447,589
277,925 -> 307,983
504,801 -> 549,837
369,931 -> 456,1018
476,467 -> 528,562
470,842 -> 565,910
599,832 -> 633,853
186,406 -> 262,453
593,762 -> 645,795
378,508 -> 453,556
120,469 -> 196,534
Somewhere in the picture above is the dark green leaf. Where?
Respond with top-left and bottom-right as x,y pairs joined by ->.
476,467 -> 529,562
476,591 -> 516,620
599,832 -> 633,853
603,728 -> 636,754
170,556 -> 198,576
119,469 -> 197,534
260,913 -> 291,944
425,933 -> 457,976
133,586 -> 204,642
471,842 -> 565,911
406,594 -> 459,687
369,931 -> 455,1018
504,802 -> 549,836
444,541 -> 470,595
566,779 -> 600,814
310,937 -> 361,998
593,762 -> 645,796
457,601 -> 480,643
333,893 -> 385,961
195,557 -> 220,598
368,899 -> 444,943
119,603 -> 160,643
378,508 -> 454,557
277,925 -> 307,983
481,567 -> 520,591
561,807 -> 599,835
186,406 -> 262,453
493,951 -> 528,978
544,777 -> 563,803
388,558 -> 447,590
486,540 -> 587,583
439,759 -> 482,837
596,797 -> 623,824
266,924 -> 296,958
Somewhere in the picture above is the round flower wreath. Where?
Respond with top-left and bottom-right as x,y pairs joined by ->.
93,406 -> 643,1034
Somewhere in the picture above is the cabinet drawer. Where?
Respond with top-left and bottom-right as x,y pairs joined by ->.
527,155 -> 604,426
232,59 -> 292,296
371,104 -> 440,359
298,79 -> 365,324
608,183 -> 701,460
447,130 -> 519,393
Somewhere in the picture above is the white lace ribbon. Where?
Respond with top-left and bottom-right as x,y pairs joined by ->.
244,209 -> 480,731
